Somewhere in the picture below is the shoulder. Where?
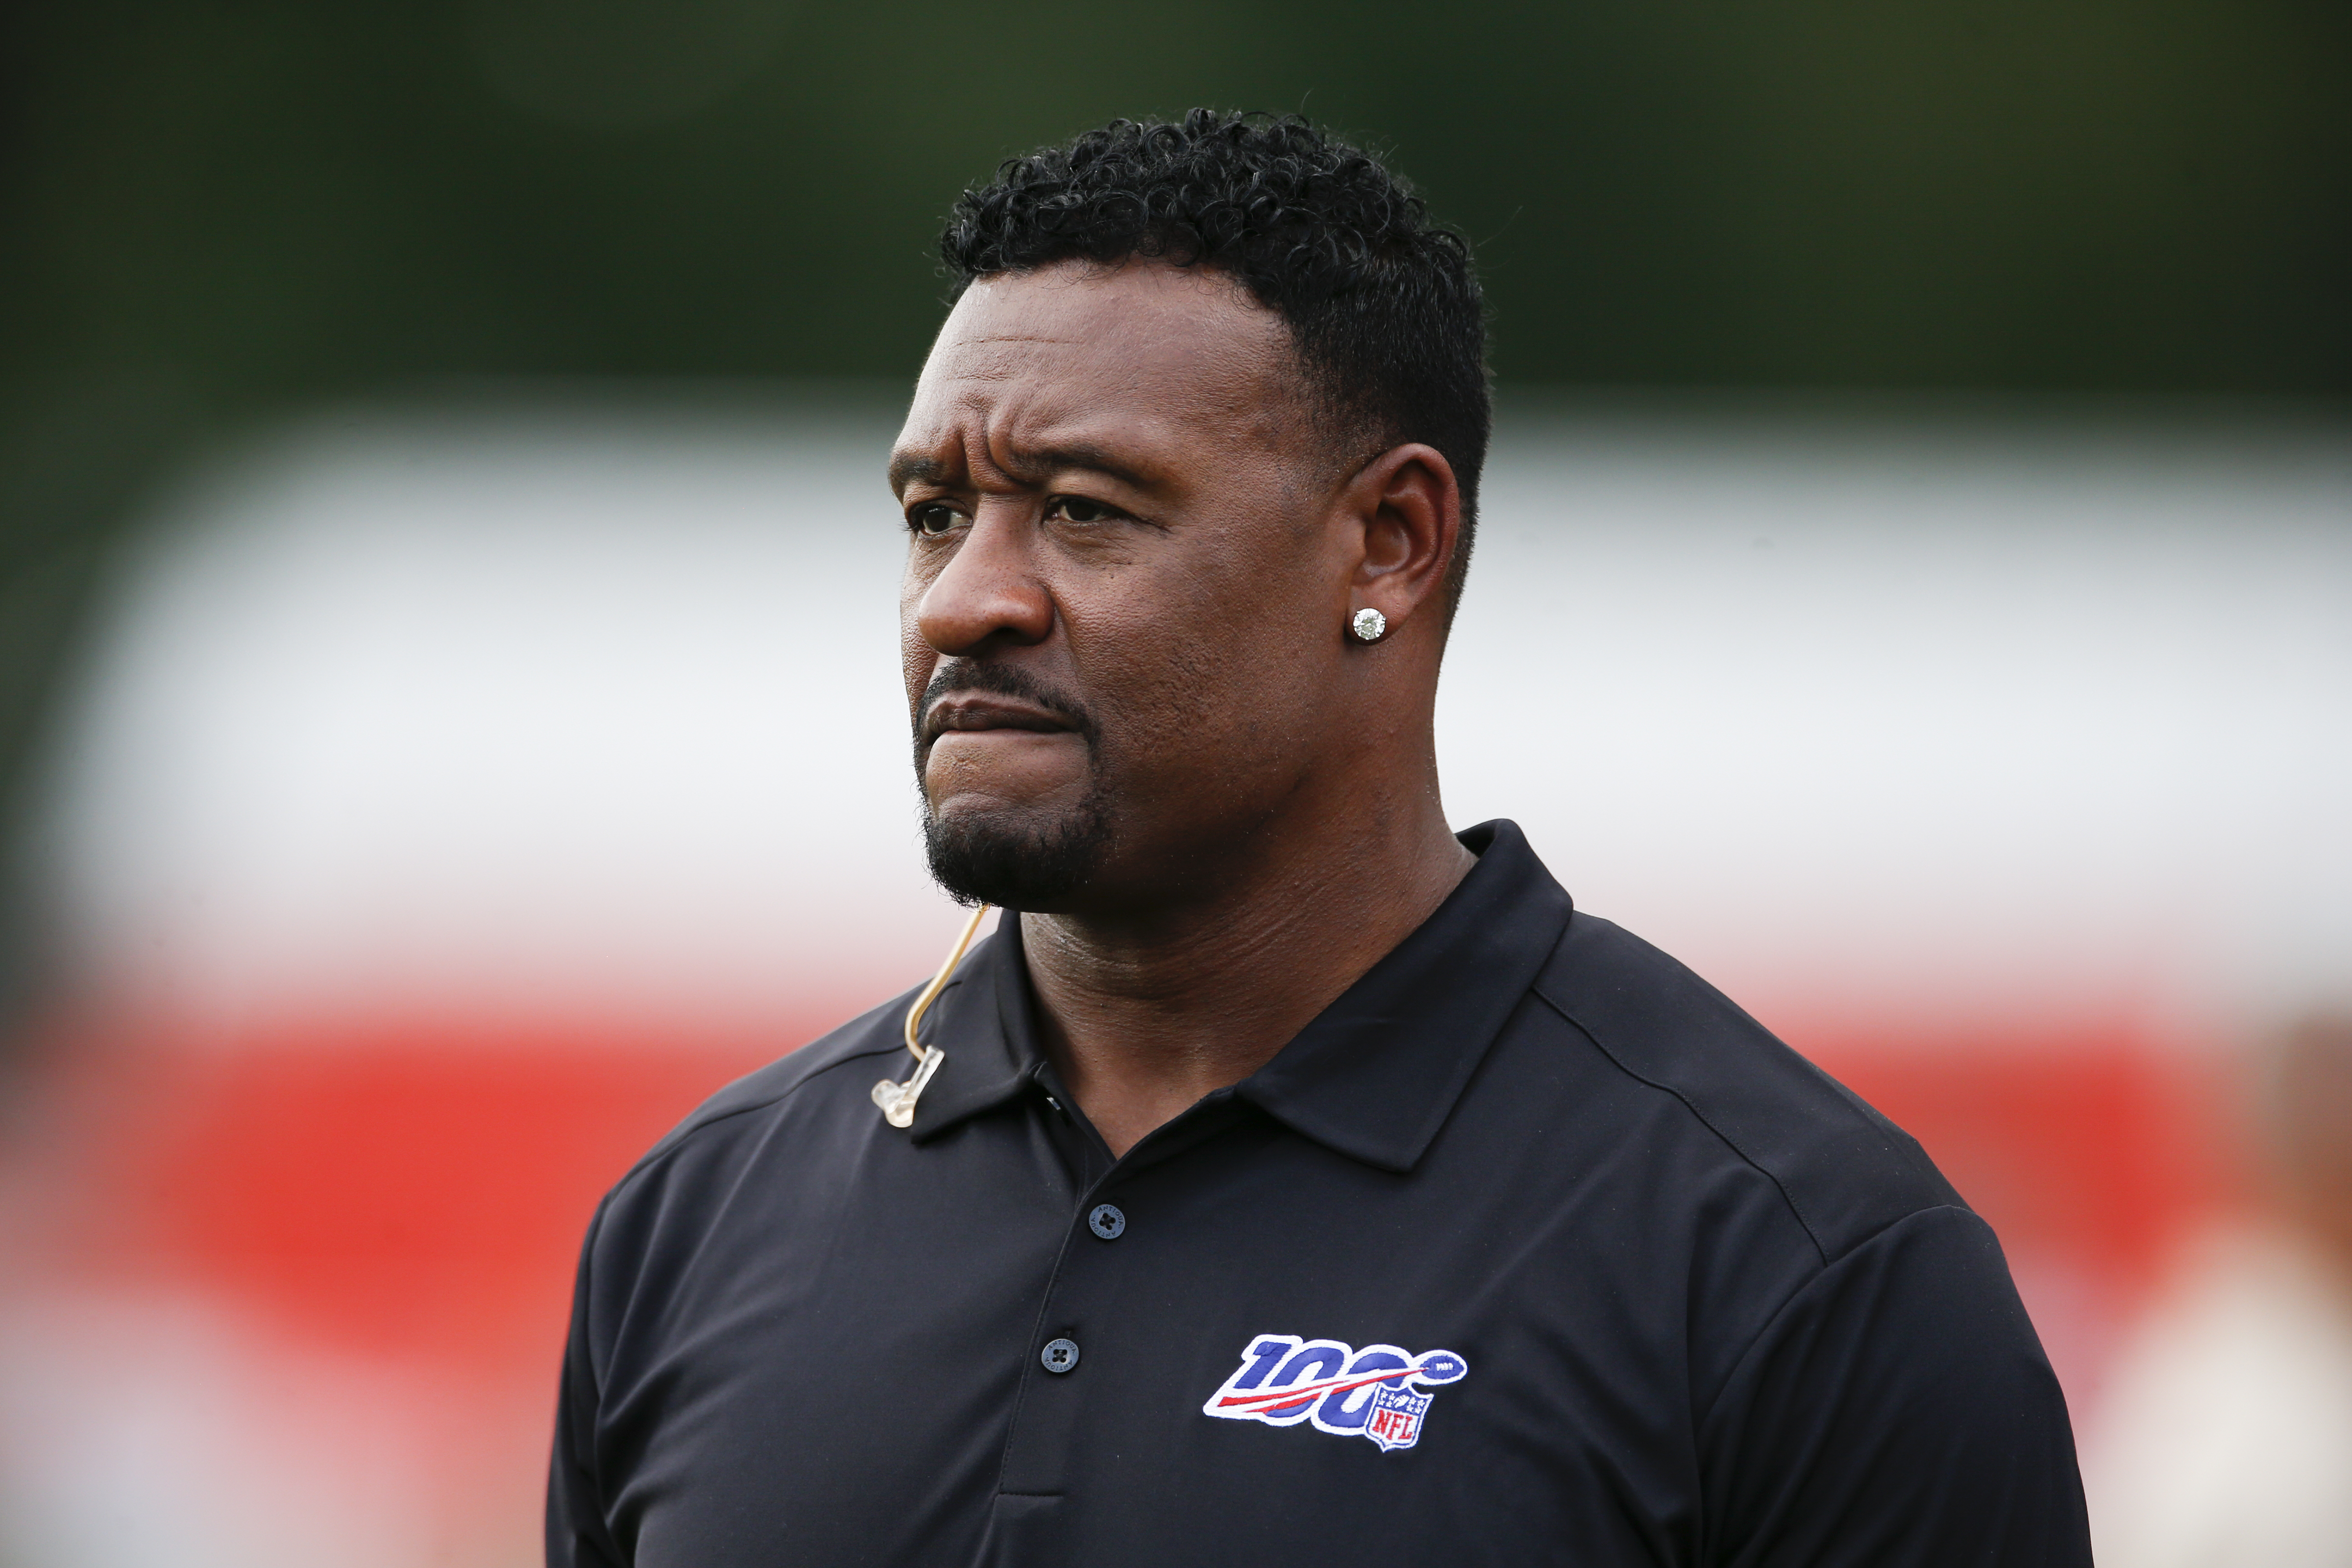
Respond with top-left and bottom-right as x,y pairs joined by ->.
1529,909 -> 1962,1265
605,980 -> 925,1197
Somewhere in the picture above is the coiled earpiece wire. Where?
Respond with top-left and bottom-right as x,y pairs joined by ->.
872,903 -> 993,1128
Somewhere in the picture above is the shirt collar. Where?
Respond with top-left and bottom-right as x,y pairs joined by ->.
901,923 -> 1037,1139
908,819 -> 1573,1173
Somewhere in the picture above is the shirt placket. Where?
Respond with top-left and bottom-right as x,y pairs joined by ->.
992,1094 -> 1243,1503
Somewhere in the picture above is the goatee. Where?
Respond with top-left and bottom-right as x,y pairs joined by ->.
923,789 -> 1114,910
915,662 -> 1113,910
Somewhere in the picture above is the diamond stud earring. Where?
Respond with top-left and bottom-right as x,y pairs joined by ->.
1350,607 -> 1388,643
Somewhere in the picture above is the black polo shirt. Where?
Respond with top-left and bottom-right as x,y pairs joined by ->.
549,820 -> 2089,1567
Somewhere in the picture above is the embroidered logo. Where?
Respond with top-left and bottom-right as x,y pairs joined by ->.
1201,1335 -> 1469,1452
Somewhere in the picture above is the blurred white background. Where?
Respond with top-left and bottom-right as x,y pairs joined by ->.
36,399 -> 2351,1037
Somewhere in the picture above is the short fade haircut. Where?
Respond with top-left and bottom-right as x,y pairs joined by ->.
940,109 -> 1491,616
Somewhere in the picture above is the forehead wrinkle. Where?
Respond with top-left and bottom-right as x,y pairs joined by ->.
978,397 -> 1173,490
889,379 -> 1035,493
899,272 -> 1304,499
931,374 -> 1175,495
1003,439 -> 1161,493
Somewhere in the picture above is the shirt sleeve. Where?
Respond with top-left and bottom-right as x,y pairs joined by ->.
1698,1204 -> 2092,1568
548,1202 -> 628,1568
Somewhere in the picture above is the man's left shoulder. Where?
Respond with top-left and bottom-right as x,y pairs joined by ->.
1527,909 -> 1962,1265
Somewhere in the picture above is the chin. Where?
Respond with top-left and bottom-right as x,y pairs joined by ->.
923,792 -> 1112,911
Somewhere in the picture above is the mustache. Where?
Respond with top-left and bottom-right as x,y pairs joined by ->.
916,662 -> 1102,749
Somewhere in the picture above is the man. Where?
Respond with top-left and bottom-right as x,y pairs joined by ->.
549,110 -> 2090,1566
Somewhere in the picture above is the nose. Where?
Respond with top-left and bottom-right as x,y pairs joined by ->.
916,507 -> 1054,655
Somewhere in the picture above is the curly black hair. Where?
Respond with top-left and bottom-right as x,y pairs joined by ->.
941,109 -> 1490,614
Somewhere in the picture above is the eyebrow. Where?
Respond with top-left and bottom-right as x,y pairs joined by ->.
1016,442 -> 1157,492
887,440 -> 1160,497
887,452 -> 949,494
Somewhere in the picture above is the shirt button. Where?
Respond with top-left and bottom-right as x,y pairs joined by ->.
1040,1338 -> 1081,1374
1087,1203 -> 1127,1240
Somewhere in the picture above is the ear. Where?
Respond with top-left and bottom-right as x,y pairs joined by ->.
1342,443 -> 1463,636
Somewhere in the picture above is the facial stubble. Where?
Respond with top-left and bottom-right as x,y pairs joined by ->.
915,663 -> 1115,910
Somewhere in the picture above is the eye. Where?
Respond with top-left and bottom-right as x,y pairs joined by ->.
909,503 -> 967,538
1047,495 -> 1121,524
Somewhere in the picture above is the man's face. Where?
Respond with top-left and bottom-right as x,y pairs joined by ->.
892,259 -> 1356,913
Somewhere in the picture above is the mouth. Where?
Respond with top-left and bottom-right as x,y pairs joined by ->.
921,692 -> 1084,746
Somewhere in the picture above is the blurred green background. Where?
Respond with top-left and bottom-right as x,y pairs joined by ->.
0,0 -> 2345,860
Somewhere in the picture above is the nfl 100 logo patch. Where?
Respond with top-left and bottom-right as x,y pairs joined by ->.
1201,1335 -> 1469,1452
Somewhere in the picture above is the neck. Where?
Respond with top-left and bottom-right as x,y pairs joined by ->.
1021,757 -> 1473,1157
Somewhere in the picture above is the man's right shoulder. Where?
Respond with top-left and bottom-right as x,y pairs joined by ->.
608,978 -> 929,1193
